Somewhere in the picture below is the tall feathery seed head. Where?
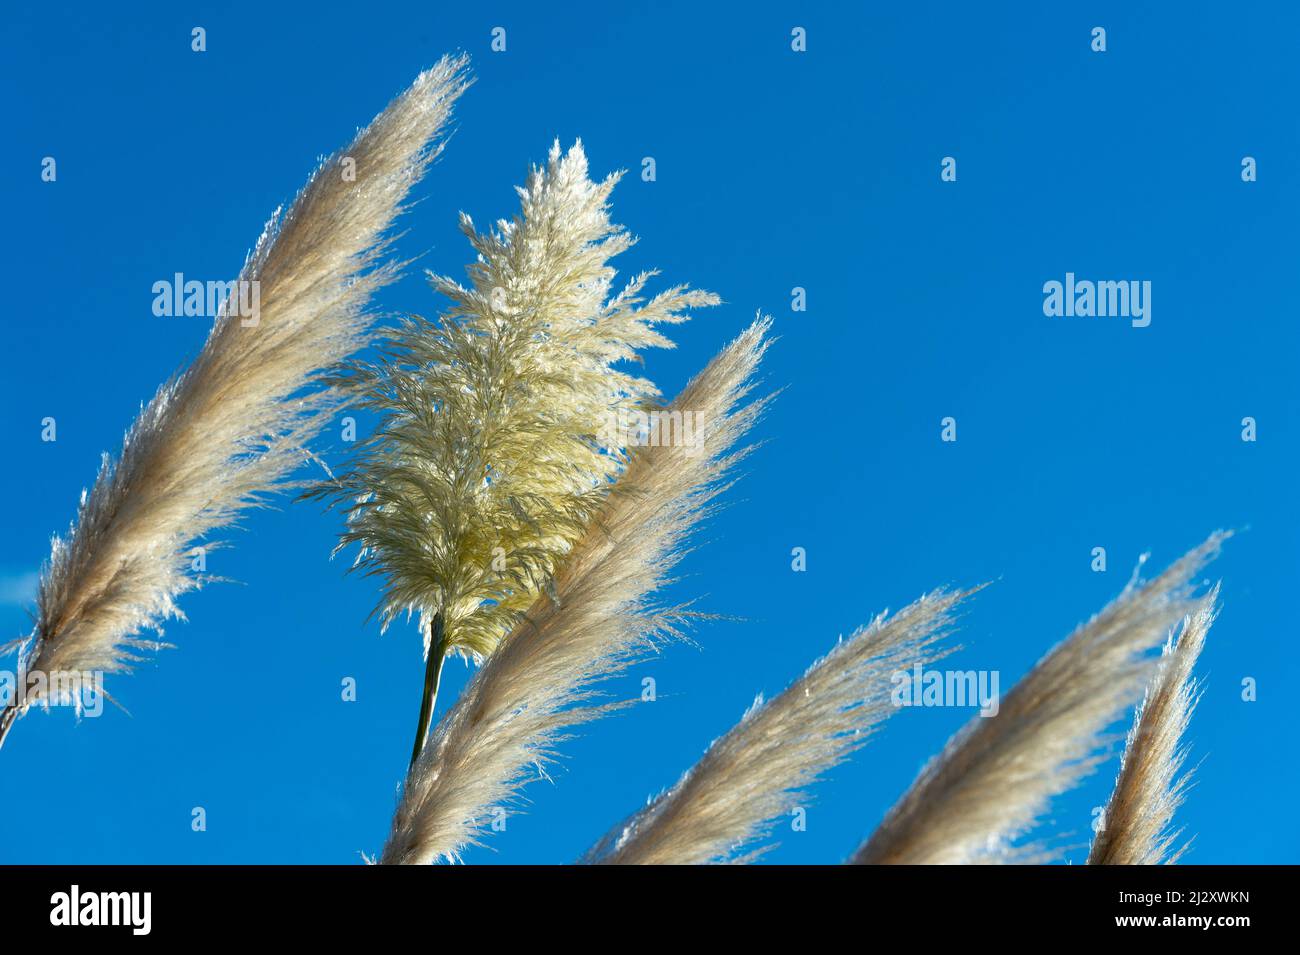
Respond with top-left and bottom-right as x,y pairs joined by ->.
311,141 -> 718,661
1088,590 -> 1217,865
1,57 -> 470,746
586,587 -> 976,865
851,532 -> 1227,864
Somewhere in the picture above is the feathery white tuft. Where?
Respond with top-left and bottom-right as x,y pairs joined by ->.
310,140 -> 715,657
378,316 -> 774,864
0,57 -> 470,746
585,588 -> 974,865
308,140 -> 717,766
851,532 -> 1227,864
1088,590 -> 1217,865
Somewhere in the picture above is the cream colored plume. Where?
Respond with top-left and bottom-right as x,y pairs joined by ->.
1088,591 -> 1217,865
851,532 -> 1226,865
0,57 -> 470,747
308,142 -> 715,766
585,588 -> 973,865
378,316 -> 773,864
310,140 -> 714,661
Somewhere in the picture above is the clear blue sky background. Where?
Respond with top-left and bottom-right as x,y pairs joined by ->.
2,2 -> 1296,864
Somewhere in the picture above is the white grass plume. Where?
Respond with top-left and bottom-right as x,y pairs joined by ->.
310,141 -> 714,659
309,142 -> 715,766
1088,591 -> 1217,865
850,532 -> 1227,865
0,58 -> 469,746
584,588 -> 975,865
377,316 -> 774,864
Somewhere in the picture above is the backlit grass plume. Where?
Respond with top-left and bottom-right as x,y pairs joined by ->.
584,588 -> 973,865
308,142 -> 717,765
0,57 -> 470,750
1088,590 -> 1217,865
851,532 -> 1226,864
378,316 -> 773,864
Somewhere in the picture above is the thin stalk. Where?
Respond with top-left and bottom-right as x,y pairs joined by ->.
410,613 -> 447,768
0,705 -> 15,752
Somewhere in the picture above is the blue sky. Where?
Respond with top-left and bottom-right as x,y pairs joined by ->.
1,2 -> 1296,864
